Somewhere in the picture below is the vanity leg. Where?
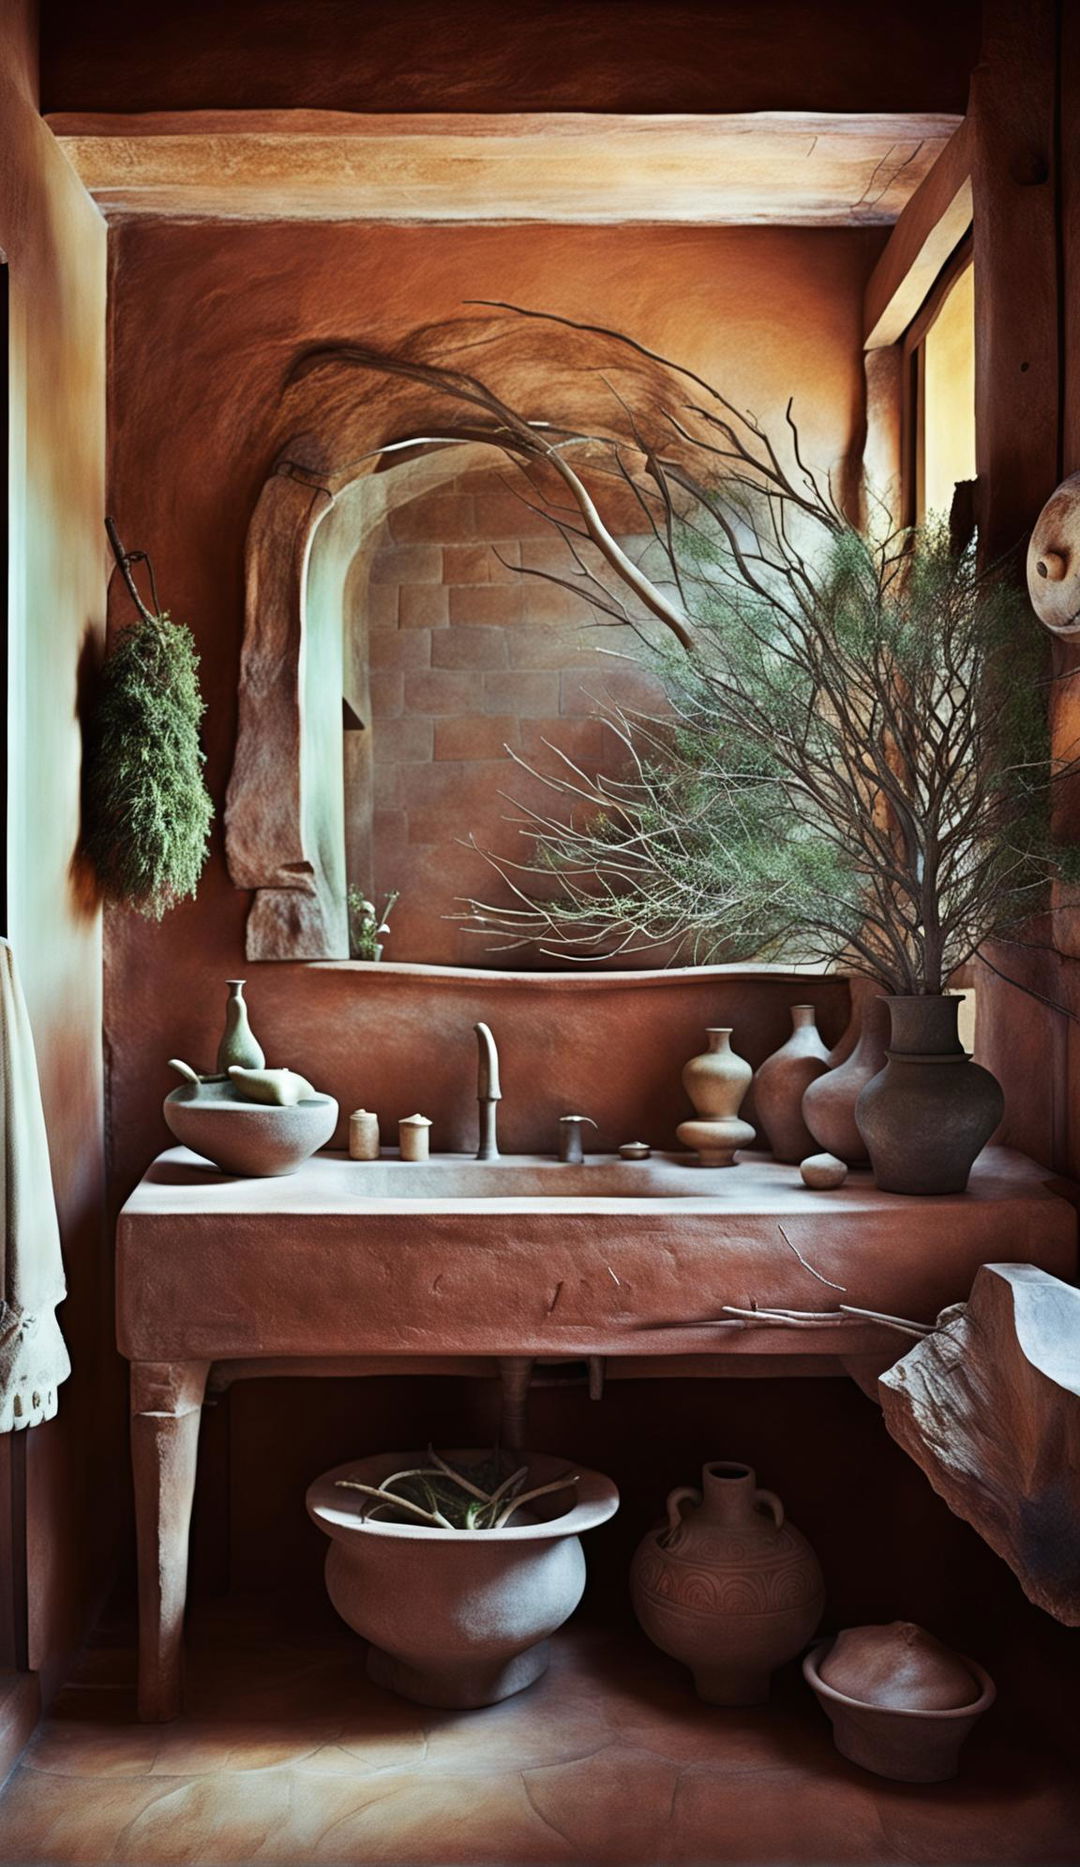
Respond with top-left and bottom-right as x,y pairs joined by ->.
497,1356 -> 534,1452
130,1359 -> 210,1722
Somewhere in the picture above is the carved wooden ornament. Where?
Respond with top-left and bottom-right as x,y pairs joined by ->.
1026,472 -> 1080,634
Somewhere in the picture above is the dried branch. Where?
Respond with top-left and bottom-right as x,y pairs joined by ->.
285,309 -> 1080,995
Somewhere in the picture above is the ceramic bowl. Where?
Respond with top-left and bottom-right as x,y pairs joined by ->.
164,1082 -> 339,1176
803,1639 -> 995,1782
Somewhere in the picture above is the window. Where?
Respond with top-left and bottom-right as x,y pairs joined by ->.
905,246 -> 976,527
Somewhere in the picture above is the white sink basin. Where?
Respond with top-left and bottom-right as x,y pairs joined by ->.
346,1152 -> 724,1199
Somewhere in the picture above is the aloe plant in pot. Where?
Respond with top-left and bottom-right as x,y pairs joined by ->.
290,308 -> 1080,1194
306,1447 -> 618,1707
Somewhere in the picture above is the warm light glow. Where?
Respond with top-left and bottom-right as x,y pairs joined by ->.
917,261 -> 976,524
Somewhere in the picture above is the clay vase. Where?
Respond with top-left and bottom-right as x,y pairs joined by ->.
630,1460 -> 825,1705
676,1027 -> 755,1166
307,1449 -> 618,1709
855,996 -> 1004,1195
753,1006 -> 830,1163
216,978 -> 265,1075
803,984 -> 889,1166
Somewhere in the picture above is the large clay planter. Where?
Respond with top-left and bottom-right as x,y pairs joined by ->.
307,1450 -> 618,1708
676,1027 -> 755,1166
803,984 -> 889,1166
855,996 -> 1004,1195
753,1006 -> 830,1163
630,1460 -> 824,1705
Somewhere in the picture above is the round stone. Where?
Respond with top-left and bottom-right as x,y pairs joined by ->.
800,1152 -> 848,1189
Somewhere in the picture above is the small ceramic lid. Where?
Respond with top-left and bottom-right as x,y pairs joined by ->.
619,1142 -> 652,1159
399,1113 -> 432,1128
819,1622 -> 980,1711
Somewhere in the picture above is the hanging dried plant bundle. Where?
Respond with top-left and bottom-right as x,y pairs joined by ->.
84,521 -> 213,920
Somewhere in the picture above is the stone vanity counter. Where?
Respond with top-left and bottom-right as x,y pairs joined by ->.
118,1142 -> 1076,1720
117,1145 -> 1077,1365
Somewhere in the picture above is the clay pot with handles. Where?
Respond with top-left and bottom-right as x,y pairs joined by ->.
630,1460 -> 825,1705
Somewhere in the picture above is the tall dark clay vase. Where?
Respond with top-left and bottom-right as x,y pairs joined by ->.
753,1005 -> 830,1163
855,995 -> 1004,1195
803,982 -> 889,1166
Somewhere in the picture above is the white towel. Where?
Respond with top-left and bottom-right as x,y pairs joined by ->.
0,940 -> 70,1431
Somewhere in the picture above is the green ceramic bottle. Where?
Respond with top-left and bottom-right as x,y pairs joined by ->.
216,978 -> 265,1075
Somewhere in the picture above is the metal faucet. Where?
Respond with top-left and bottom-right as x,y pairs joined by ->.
558,1114 -> 598,1163
474,1022 -> 502,1160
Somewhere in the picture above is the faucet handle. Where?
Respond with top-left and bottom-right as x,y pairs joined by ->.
558,1114 -> 598,1163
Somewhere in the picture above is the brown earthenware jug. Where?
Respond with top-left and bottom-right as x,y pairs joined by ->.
753,1006 -> 830,1163
630,1461 -> 825,1705
855,996 -> 1004,1195
803,984 -> 889,1166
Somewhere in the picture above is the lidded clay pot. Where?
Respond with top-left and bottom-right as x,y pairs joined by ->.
630,1461 -> 825,1705
677,1027 -> 755,1167
804,1622 -> 995,1782
819,1622 -> 979,1710
753,1006 -> 830,1163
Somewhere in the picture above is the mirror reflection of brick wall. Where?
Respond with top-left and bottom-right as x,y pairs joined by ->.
346,465 -> 665,966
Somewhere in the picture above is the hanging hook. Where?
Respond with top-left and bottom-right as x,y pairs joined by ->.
104,516 -> 160,623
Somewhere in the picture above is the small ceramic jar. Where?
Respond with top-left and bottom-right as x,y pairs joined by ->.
399,1114 -> 433,1162
349,1110 -> 380,1160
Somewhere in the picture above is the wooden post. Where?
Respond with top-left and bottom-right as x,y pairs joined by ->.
969,2 -> 1076,1165
497,1357 -> 533,1452
971,0 -> 1060,565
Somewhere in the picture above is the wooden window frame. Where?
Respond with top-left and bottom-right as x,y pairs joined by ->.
900,231 -> 975,529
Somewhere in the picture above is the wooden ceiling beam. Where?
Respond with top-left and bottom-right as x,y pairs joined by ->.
48,109 -> 961,226
863,116 -> 973,348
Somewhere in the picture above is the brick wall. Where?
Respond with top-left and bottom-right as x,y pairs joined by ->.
347,464 -> 666,965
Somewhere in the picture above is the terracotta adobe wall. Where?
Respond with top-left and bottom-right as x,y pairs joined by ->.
0,1 -> 110,1695
355,464 -> 664,965
101,217 -> 881,1579
103,216 -> 881,1201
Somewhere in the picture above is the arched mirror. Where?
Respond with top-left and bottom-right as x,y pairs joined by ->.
226,438 -> 664,964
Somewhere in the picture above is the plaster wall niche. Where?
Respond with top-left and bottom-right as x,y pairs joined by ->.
227,424 -> 668,965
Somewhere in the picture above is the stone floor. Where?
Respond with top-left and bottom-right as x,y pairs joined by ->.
0,1593 -> 1077,1866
